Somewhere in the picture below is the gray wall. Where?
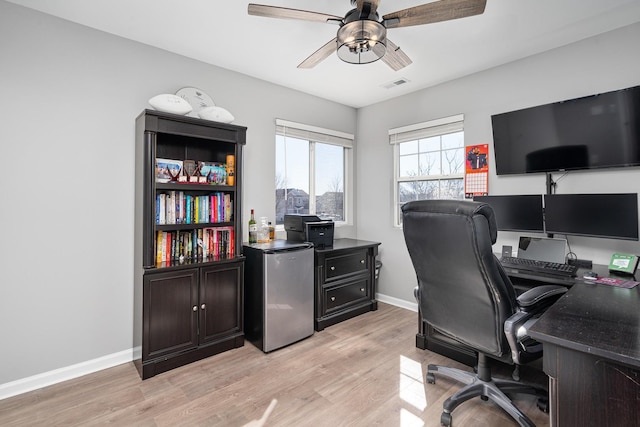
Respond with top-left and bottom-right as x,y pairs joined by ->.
357,22 -> 640,304
0,0 -> 356,388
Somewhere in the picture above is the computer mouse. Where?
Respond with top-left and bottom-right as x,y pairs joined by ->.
583,271 -> 598,280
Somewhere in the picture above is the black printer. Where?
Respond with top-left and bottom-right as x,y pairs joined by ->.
284,214 -> 334,248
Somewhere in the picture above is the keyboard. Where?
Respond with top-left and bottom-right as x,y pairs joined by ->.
500,256 -> 578,277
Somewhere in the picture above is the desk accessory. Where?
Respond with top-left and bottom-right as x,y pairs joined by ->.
501,245 -> 512,258
608,253 -> 639,275
591,276 -> 639,288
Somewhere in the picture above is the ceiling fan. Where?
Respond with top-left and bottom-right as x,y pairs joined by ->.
248,0 -> 487,71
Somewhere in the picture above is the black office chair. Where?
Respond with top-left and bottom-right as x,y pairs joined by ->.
401,200 -> 566,427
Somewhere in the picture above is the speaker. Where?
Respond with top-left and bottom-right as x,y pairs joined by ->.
501,245 -> 512,258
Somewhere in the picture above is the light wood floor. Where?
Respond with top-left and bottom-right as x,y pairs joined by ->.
0,303 -> 549,427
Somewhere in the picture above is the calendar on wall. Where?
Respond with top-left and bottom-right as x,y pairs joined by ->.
464,144 -> 489,198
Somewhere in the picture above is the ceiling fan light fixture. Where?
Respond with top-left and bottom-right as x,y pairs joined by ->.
337,19 -> 386,65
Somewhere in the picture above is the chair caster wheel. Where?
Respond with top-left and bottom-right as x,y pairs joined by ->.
427,373 -> 436,384
537,397 -> 549,413
440,412 -> 452,426
481,395 -> 488,401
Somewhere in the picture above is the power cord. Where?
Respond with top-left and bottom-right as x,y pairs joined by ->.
565,235 -> 577,263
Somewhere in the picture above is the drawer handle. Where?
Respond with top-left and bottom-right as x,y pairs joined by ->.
192,306 -> 198,312
330,296 -> 336,302
360,260 -> 365,264
330,266 -> 336,271
360,288 -> 365,292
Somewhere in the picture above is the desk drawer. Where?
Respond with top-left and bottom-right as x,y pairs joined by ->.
324,250 -> 368,282
324,279 -> 369,312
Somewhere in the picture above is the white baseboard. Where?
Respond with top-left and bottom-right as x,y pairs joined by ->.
1,298 -> 416,401
377,293 -> 418,312
0,348 -> 136,401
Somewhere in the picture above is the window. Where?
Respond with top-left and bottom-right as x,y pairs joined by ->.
390,115 -> 465,226
275,119 -> 353,226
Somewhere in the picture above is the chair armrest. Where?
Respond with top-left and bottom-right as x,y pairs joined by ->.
505,285 -> 567,364
516,284 -> 567,313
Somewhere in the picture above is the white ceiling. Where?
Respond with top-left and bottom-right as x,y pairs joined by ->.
8,0 -> 640,108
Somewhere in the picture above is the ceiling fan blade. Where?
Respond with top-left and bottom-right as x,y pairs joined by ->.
298,38 -> 338,69
381,39 -> 412,71
248,4 -> 343,24
356,0 -> 380,15
383,0 -> 487,29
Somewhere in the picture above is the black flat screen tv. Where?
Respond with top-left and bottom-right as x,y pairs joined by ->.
492,85 -> 640,175
544,193 -> 639,241
473,194 -> 544,233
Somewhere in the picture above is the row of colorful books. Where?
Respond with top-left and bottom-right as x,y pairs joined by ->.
155,227 -> 235,265
156,191 -> 232,225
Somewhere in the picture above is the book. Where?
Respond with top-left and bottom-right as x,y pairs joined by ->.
186,195 -> 192,224
158,194 -> 166,225
165,232 -> 172,264
156,231 -> 163,265
161,232 -> 168,264
225,194 -> 232,222
168,191 -> 175,224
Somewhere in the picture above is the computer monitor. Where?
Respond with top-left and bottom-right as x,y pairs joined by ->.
517,236 -> 567,264
544,193 -> 639,240
473,195 -> 544,232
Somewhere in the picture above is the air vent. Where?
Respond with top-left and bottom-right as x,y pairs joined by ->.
382,78 -> 410,89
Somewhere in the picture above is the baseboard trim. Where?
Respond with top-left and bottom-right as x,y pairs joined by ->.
0,348 -> 136,401
1,298 -> 417,400
376,293 -> 417,312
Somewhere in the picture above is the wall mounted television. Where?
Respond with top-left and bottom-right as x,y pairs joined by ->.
491,85 -> 640,175
544,193 -> 639,241
473,195 -> 544,233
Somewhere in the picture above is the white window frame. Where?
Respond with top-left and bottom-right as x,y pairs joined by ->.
390,114 -> 465,227
276,119 -> 354,227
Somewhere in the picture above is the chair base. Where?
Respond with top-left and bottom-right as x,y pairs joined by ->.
427,354 -> 548,427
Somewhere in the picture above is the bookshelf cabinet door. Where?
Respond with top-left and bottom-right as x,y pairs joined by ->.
199,261 -> 244,345
143,269 -> 199,360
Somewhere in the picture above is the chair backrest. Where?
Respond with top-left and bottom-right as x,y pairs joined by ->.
402,199 -> 518,359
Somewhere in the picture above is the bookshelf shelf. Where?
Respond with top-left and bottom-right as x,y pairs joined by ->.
155,183 -> 236,192
155,222 -> 234,231
134,109 -> 246,379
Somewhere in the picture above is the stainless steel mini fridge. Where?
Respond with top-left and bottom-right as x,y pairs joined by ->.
244,241 -> 314,352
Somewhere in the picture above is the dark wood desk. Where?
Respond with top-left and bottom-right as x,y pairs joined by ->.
314,239 -> 380,331
528,280 -> 640,427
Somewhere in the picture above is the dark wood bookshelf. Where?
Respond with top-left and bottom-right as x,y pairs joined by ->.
133,109 -> 246,379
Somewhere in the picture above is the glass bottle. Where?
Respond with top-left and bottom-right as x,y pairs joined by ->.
268,222 -> 275,241
258,217 -> 269,243
248,209 -> 257,244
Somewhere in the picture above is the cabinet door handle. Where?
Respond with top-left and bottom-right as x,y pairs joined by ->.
330,266 -> 335,271
201,304 -> 206,310
192,305 -> 198,312
360,260 -> 365,264
330,296 -> 336,302
360,288 -> 365,292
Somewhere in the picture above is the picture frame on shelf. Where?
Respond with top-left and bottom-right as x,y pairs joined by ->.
199,161 -> 227,185
156,158 -> 183,183
183,159 -> 199,183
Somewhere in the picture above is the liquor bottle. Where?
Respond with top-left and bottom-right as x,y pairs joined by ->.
248,209 -> 257,244
268,222 -> 275,241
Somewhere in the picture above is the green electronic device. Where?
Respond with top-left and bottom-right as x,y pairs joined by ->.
608,253 -> 640,275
